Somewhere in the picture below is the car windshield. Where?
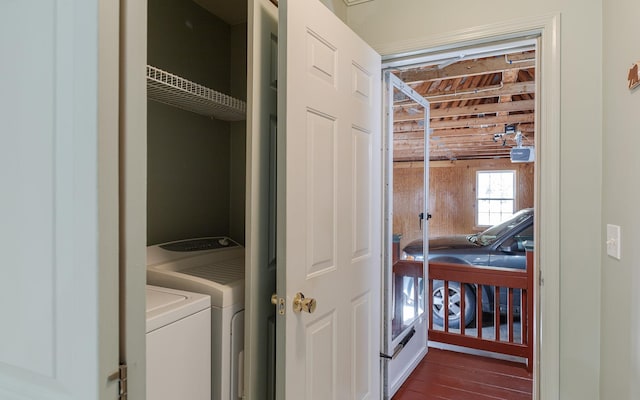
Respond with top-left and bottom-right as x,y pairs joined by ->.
475,210 -> 532,246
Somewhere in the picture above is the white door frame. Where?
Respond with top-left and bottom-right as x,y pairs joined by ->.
374,14 -> 561,400
119,0 -> 148,398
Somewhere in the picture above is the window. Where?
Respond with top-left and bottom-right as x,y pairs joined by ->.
476,170 -> 515,226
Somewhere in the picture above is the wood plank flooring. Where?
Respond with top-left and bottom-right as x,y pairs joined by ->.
392,348 -> 533,400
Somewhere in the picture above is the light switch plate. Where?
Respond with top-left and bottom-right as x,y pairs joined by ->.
606,224 -> 621,260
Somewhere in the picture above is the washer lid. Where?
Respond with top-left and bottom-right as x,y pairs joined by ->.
145,285 -> 210,333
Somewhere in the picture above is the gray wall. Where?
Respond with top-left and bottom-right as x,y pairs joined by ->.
147,0 -> 245,245
347,1 -> 604,398
602,1 -> 640,398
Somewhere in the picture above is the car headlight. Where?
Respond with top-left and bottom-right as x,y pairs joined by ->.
402,252 -> 415,261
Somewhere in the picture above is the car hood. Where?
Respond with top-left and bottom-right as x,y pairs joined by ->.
429,235 -> 478,250
403,235 -> 478,256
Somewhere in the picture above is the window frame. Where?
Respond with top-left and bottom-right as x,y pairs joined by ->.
476,170 -> 517,227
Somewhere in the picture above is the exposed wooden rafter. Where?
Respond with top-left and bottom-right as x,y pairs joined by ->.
391,50 -> 536,161
395,99 -> 534,121
396,55 -> 534,83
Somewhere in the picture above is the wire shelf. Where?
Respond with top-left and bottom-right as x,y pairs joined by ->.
146,65 -> 246,121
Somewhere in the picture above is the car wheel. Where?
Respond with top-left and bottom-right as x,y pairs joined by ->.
432,281 -> 475,328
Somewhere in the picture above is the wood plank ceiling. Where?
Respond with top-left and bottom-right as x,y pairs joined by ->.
390,50 -> 536,162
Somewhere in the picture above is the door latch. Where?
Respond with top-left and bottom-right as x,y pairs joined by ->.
419,212 -> 432,230
271,294 -> 285,315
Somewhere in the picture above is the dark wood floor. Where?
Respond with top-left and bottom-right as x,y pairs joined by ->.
392,348 -> 533,400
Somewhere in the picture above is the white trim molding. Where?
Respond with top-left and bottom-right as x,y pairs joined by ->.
343,0 -> 374,6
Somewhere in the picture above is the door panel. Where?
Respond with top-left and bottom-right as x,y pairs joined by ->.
0,1 -> 119,399
353,127 -> 373,259
277,1 -> 381,398
306,110 -> 337,275
306,313 -> 337,399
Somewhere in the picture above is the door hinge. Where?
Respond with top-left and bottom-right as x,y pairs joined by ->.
108,364 -> 128,400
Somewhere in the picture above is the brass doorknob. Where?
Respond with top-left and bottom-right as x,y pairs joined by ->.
293,292 -> 317,314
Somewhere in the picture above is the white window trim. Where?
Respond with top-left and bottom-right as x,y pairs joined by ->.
476,170 -> 516,227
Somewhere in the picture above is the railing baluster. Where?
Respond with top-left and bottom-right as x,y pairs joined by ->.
508,288 -> 514,343
522,287 -> 528,345
460,283 -> 466,335
477,286 -> 483,339
494,286 -> 500,341
444,281 -> 449,332
428,279 -> 434,330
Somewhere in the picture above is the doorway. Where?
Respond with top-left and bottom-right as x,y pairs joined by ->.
382,35 -> 543,399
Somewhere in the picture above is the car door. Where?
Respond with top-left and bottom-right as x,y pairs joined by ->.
489,224 -> 533,270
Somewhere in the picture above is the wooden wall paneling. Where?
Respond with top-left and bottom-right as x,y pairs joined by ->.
393,159 -> 534,250
393,162 -> 424,251
429,163 -> 471,237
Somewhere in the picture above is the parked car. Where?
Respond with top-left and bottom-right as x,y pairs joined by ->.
402,208 -> 534,328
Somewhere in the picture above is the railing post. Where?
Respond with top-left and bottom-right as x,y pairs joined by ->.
526,250 -> 534,372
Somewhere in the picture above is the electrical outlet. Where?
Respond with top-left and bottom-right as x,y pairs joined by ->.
606,224 -> 621,260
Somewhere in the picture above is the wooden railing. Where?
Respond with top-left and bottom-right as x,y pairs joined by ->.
427,251 -> 534,371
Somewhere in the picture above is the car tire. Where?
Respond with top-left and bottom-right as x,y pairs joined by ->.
432,281 -> 475,328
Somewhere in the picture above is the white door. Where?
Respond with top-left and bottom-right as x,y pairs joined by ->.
0,1 -> 120,400
245,0 -> 279,399
382,73 -> 430,398
276,0 -> 382,398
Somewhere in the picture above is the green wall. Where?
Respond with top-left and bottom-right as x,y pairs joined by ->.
230,23 -> 248,245
147,0 -> 245,245
347,1 -> 604,398
602,0 -> 640,398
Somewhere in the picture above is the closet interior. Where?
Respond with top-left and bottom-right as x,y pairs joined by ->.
144,1 -> 255,400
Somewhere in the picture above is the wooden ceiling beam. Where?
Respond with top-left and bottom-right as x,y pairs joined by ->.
432,138 -> 535,148
394,149 -> 516,162
395,57 -> 535,83
431,141 -> 528,150
393,125 -> 534,140
394,113 -> 535,131
395,139 -> 530,151
395,99 -> 534,121
393,152 -> 515,162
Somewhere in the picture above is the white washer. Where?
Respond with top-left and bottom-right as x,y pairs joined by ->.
147,237 -> 245,400
146,285 -> 211,400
